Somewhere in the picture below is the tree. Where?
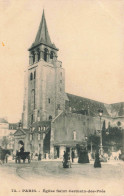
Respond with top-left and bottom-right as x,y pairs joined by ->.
1,136 -> 9,149
102,126 -> 123,151
87,134 -> 100,151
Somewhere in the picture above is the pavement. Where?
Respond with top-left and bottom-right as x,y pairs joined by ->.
0,159 -> 124,196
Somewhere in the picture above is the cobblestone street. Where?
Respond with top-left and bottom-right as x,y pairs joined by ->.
0,160 -> 124,196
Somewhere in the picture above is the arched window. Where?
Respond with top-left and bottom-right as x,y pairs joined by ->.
37,49 -> 40,61
50,51 -> 54,59
32,51 -> 35,63
49,115 -> 52,120
73,131 -> 76,141
44,48 -> 48,62
31,114 -> 33,124
117,121 -> 121,127
38,133 -> 41,141
37,110 -> 40,121
31,89 -> 35,109
30,73 -> 33,80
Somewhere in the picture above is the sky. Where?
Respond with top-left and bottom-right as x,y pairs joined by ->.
0,0 -> 124,122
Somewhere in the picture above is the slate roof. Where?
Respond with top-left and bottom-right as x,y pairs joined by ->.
14,129 -> 26,136
110,102 -> 124,117
66,93 -> 109,117
29,10 -> 58,51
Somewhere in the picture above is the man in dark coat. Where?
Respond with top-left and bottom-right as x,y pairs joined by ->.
94,150 -> 101,168
71,149 -> 75,163
78,148 -> 89,163
19,141 -> 24,156
20,145 -> 24,153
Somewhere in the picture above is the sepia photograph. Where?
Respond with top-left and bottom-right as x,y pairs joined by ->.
0,0 -> 124,195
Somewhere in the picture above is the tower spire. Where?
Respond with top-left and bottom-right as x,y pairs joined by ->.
29,10 -> 58,51
35,10 -> 52,45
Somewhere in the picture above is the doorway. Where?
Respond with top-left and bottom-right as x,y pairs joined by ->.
66,147 -> 70,153
54,146 -> 60,158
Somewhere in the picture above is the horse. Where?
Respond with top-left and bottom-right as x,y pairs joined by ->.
0,149 -> 10,164
110,150 -> 121,160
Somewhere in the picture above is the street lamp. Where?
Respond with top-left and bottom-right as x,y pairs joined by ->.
98,109 -> 103,155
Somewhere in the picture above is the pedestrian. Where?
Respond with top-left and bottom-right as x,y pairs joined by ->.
63,151 -> 71,168
78,148 -> 89,163
38,153 -> 42,161
5,153 -> 9,163
19,142 -> 24,155
71,149 -> 75,163
94,150 -> 101,168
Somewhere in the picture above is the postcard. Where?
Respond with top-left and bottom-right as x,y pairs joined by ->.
0,0 -> 124,196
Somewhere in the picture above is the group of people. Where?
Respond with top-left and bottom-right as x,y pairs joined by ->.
31,152 -> 42,161
63,149 -> 76,168
63,148 -> 102,168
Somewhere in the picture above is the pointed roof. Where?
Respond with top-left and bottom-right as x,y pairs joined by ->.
35,10 -> 52,45
29,10 -> 58,51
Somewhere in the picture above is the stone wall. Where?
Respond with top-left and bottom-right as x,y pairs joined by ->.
52,112 -> 101,145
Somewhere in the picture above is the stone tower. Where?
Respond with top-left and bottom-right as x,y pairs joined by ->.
22,10 -> 65,129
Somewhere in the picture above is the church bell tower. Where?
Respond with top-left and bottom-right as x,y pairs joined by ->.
22,10 -> 65,128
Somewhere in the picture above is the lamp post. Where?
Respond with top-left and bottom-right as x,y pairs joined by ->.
98,109 -> 103,155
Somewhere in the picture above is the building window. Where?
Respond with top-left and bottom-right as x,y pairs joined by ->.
50,51 -> 54,59
31,114 -> 33,124
48,98 -> 50,103
117,121 -> 121,127
31,89 -> 35,109
32,51 -> 35,63
73,131 -> 76,141
38,133 -> 41,141
32,127 -> 35,131
49,115 -> 52,120
38,126 -> 41,131
37,110 -> 40,121
37,49 -> 40,61
30,73 -> 33,80
30,134 -> 33,141
44,48 -> 48,62
34,71 -> 36,79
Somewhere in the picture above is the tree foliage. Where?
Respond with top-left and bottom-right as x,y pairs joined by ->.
2,136 -> 10,149
87,134 -> 100,151
87,126 -> 123,152
102,126 -> 123,150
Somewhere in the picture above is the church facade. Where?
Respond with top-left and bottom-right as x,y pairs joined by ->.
14,10 -> 124,159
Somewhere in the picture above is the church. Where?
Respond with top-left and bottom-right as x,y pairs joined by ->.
14,10 -> 124,159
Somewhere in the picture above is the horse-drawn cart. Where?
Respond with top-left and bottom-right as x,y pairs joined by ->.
15,151 -> 30,163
